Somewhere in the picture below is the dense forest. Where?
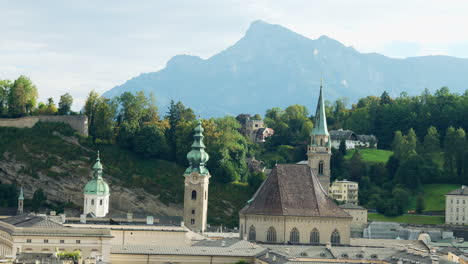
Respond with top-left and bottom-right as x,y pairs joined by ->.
1,75 -> 467,219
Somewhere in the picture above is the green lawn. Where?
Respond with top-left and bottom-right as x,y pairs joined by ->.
344,148 -> 393,163
368,213 -> 444,225
408,184 -> 460,212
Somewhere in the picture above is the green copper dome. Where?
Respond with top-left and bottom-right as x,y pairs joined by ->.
84,151 -> 110,195
185,120 -> 210,175
18,187 -> 24,200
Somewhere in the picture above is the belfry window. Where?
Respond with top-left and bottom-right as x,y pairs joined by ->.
248,225 -> 256,241
318,161 -> 324,175
191,190 -> 197,200
91,199 -> 94,205
100,200 -> 103,205
320,138 -> 323,146
310,228 -> 320,244
331,229 -> 340,245
290,227 -> 300,244
267,227 -> 277,243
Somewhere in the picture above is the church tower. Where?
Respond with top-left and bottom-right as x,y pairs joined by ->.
307,80 -> 332,192
17,187 -> 24,215
183,120 -> 210,233
83,151 -> 110,218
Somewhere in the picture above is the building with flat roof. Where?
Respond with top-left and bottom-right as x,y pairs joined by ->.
329,180 -> 359,205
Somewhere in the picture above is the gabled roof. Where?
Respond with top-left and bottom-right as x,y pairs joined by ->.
1,214 -> 63,228
329,130 -> 358,141
446,186 -> 468,196
357,134 -> 378,143
240,164 -> 351,218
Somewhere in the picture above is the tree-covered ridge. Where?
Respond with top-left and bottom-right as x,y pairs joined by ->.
0,76 -> 75,117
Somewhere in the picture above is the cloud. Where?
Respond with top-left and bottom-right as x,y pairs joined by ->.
1,0 -> 467,110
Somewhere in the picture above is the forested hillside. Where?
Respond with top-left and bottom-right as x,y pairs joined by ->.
1,74 -> 467,224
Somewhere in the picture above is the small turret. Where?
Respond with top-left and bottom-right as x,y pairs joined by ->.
83,151 -> 110,218
17,187 -> 24,215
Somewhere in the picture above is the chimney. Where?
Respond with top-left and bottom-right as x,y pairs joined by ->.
326,242 -> 332,250
180,221 -> 185,227
221,241 -> 226,247
80,214 -> 86,224
50,211 -> 56,216
60,214 -> 66,223
146,216 -> 154,225
272,255 -> 276,261
265,252 -> 270,259
126,212 -> 133,223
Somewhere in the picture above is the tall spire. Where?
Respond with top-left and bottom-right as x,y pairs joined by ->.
19,187 -> 24,200
311,79 -> 329,136
185,120 -> 210,175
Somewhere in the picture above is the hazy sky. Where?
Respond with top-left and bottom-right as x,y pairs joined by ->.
1,0 -> 468,110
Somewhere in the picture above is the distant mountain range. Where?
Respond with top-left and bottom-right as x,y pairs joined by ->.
103,20 -> 468,117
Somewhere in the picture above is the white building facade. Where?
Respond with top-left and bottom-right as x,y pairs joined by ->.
445,185 -> 468,225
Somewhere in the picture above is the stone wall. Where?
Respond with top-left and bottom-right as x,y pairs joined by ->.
0,115 -> 88,136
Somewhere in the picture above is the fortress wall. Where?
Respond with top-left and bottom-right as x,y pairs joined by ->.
38,115 -> 88,136
0,116 -> 39,128
0,115 -> 88,136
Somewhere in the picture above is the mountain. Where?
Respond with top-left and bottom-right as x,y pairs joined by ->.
103,20 -> 468,116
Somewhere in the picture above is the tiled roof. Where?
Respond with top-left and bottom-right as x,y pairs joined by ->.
1,214 -> 62,228
111,241 -> 267,257
446,186 -> 468,196
240,164 -> 351,218
339,203 -> 366,210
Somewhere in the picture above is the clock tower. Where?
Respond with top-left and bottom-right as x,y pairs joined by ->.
183,120 -> 210,232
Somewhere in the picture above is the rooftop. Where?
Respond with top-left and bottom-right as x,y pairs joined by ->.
446,186 -> 468,196
339,203 -> 366,210
240,164 -> 351,218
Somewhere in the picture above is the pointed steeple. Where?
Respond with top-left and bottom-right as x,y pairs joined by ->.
311,79 -> 329,136
185,120 -> 210,175
19,187 -> 24,200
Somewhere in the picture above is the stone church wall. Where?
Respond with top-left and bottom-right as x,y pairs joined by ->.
0,115 -> 88,136
240,214 -> 351,245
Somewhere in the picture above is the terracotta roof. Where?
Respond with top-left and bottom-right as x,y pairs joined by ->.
240,164 -> 351,218
446,186 -> 468,196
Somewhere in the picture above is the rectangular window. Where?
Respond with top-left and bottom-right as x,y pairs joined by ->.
191,209 -> 195,214
191,219 -> 195,225
44,239 -> 49,243
76,240 -> 81,244
60,240 -> 64,244
26,239 -> 31,243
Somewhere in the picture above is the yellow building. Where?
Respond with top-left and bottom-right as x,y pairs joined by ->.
329,180 -> 359,205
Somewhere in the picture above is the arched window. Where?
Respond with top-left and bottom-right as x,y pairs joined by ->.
191,190 -> 197,200
310,228 -> 320,245
248,225 -> 256,241
99,199 -> 103,205
318,161 -> 324,175
331,229 -> 340,245
320,138 -> 323,146
91,199 -> 94,205
290,227 -> 300,244
267,227 -> 277,243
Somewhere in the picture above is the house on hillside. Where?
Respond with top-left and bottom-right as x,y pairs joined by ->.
241,117 -> 274,143
330,129 -> 377,149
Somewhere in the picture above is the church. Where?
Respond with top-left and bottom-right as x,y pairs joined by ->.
239,82 -> 353,245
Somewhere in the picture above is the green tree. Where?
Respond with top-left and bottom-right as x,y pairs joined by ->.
8,75 -> 38,116
0,79 -> 12,115
93,98 -> 117,142
349,150 -> 366,182
338,139 -> 347,156
58,93 -> 73,115
133,123 -> 169,158
422,126 -> 440,153
416,195 -> 425,214
31,188 -> 47,212
84,91 -> 101,135
165,100 -> 196,162
248,171 -> 266,190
